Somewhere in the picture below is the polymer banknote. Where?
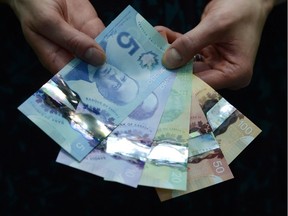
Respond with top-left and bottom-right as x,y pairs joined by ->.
18,5 -> 176,161
156,133 -> 234,201
192,75 -> 262,164
102,75 -> 176,187
138,62 -> 193,191
156,83 -> 234,201
56,75 -> 176,187
156,75 -> 261,201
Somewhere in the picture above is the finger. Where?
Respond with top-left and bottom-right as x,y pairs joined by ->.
79,17 -> 105,40
194,69 -> 229,90
39,17 -> 106,67
194,68 -> 246,90
162,20 -> 221,69
156,28 -> 168,42
192,61 -> 223,89
192,53 -> 231,90
24,29 -> 74,73
193,61 -> 211,73
154,26 -> 182,44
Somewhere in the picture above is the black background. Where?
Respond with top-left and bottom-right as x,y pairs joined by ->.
0,1 -> 286,215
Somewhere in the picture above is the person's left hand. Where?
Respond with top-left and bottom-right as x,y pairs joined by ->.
156,0 -> 275,90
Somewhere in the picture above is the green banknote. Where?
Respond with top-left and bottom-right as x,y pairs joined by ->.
156,84 -> 234,201
155,74 -> 261,201
138,62 -> 193,191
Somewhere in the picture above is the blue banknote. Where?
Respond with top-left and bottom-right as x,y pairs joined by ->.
139,62 -> 193,191
18,5 -> 175,161
56,75 -> 176,186
101,75 -> 176,187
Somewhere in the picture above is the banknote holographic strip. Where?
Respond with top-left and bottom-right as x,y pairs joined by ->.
206,98 -> 236,131
104,75 -> 176,163
188,132 -> 220,157
101,76 -> 176,187
105,135 -> 152,162
156,90 -> 234,201
40,74 -> 114,142
139,62 -> 192,191
146,141 -> 188,167
192,74 -> 262,164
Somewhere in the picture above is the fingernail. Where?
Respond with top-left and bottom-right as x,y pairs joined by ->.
84,47 -> 106,66
163,48 -> 182,69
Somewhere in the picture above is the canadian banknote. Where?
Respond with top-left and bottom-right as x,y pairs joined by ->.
138,62 -> 193,191
189,91 -> 213,138
156,85 -> 234,201
192,75 -> 262,164
56,75 -> 176,187
102,75 -> 176,187
18,5 -> 177,161
156,74 -> 261,201
156,133 -> 234,201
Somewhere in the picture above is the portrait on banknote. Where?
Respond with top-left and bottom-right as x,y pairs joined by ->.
128,92 -> 159,120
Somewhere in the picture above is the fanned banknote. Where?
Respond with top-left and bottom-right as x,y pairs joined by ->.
102,75 -> 176,187
156,75 -> 261,201
18,5 -> 176,161
138,62 -> 193,191
156,133 -> 234,201
19,5 -> 261,202
192,75 -> 262,164
56,147 -> 108,178
156,83 -> 234,201
189,91 -> 213,138
56,75 -> 176,187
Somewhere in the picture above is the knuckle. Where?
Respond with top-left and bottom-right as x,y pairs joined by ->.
37,14 -> 61,31
226,64 -> 253,89
208,11 -> 235,34
176,34 -> 196,59
65,35 -> 83,55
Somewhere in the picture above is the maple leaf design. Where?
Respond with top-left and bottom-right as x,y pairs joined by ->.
138,51 -> 158,69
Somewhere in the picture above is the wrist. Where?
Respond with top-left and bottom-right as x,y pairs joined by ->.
261,0 -> 276,13
0,0 -> 14,5
255,0 -> 278,24
261,0 -> 286,13
275,0 -> 287,5
2,0 -> 24,20
0,0 -> 16,10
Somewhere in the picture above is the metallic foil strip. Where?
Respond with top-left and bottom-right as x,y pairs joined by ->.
105,135 -> 152,162
146,142 -> 188,168
40,74 -> 113,143
188,132 -> 220,157
206,98 -> 236,131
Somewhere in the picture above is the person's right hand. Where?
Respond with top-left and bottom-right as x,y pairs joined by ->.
6,0 -> 106,73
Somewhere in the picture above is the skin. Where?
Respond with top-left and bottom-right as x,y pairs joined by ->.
157,0 -> 277,90
2,0 -> 106,73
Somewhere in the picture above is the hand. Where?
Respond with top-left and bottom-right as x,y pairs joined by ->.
157,0 -> 276,90
7,0 -> 106,73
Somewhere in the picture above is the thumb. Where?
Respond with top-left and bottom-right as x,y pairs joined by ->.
45,18 -> 106,67
162,21 -> 216,69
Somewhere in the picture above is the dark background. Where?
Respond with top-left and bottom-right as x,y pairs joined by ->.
0,1 -> 286,215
